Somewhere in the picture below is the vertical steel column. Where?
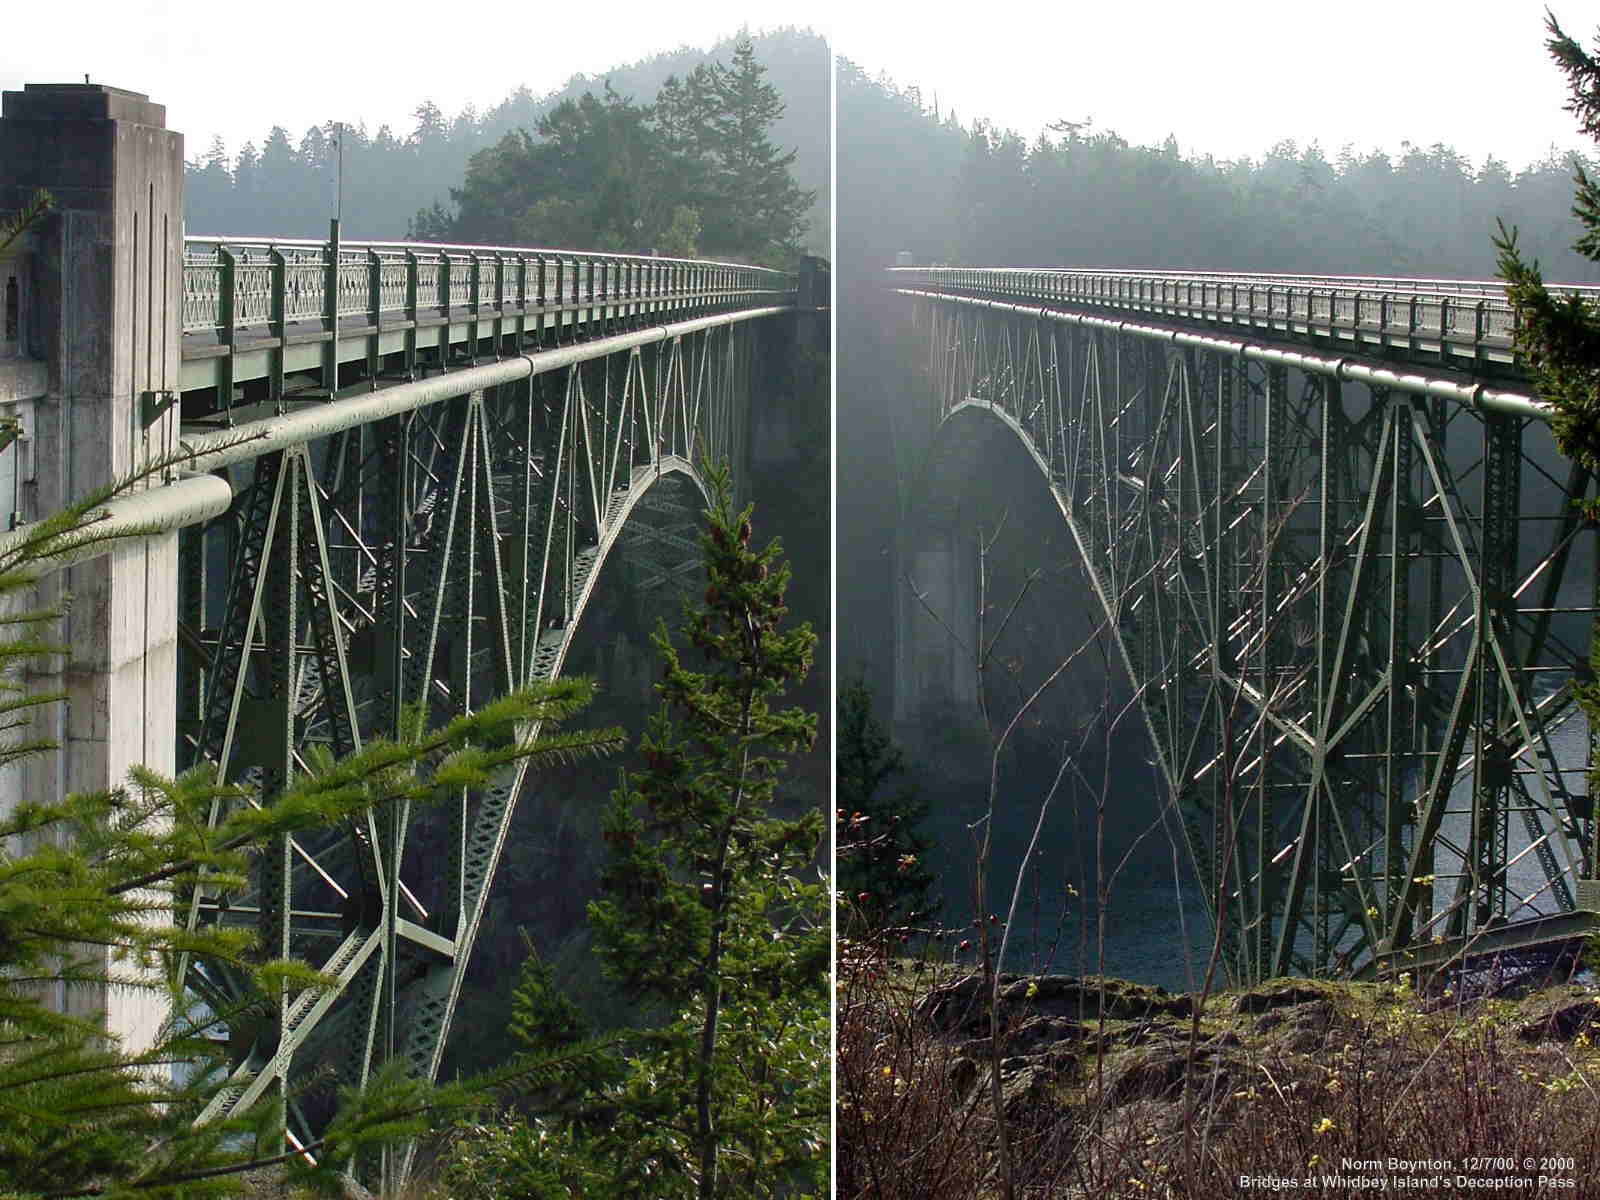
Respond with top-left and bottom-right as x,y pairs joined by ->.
1401,396 -> 1450,950
268,248 -> 286,413
258,448 -> 299,1147
365,247 -> 382,386
402,250 -> 419,381
1313,373 -> 1338,970
435,251 -> 452,366
586,258 -> 597,332
1252,362 -> 1287,978
535,255 -> 548,347
1383,392 -> 1415,932
1472,411 -> 1521,927
373,415 -> 409,741
218,246 -> 237,423
1198,348 -> 1232,925
320,219 -> 340,397
490,253 -> 506,356
464,253 -> 480,365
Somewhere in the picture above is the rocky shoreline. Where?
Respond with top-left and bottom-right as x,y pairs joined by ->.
850,964 -> 1600,1194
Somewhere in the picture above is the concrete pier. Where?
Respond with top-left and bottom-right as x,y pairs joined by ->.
894,530 -> 979,728
0,84 -> 184,1051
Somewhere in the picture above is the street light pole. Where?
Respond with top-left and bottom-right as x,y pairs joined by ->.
336,120 -> 344,225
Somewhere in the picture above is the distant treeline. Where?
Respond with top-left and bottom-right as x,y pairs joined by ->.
839,57 -> 1600,281
183,28 -> 828,258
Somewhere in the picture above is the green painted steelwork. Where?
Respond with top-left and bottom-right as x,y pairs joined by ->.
895,271 -> 1599,986
162,239 -> 814,1176
889,266 -> 1600,381
180,235 -> 794,397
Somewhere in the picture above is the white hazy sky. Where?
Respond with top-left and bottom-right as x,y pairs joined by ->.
834,2 -> 1592,170
0,0 -> 824,156
1,2 -> 1591,171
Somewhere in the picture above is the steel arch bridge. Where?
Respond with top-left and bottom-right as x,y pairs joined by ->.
889,265 -> 1600,987
0,79 -> 824,1183
4,225 -> 818,1172
167,236 -> 820,1148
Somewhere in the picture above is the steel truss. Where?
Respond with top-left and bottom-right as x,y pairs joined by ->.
173,288 -> 772,1156
901,286 -> 1600,985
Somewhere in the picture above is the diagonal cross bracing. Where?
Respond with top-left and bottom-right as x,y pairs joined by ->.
137,245 -> 812,1164
896,272 -> 1598,985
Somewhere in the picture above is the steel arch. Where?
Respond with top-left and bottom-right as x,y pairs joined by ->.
176,313 -> 759,1151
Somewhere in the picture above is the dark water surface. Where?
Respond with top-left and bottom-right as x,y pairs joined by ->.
952,714 -> 1594,995
999,878 -> 1220,995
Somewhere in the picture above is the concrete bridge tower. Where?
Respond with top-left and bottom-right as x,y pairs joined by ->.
0,83 -> 184,1051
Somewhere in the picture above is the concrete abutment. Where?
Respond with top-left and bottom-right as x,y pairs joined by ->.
0,83 -> 184,1052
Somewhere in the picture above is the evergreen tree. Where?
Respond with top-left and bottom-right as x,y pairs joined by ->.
185,138 -> 233,229
1496,12 -> 1600,476
425,87 -> 671,252
230,141 -> 260,232
652,66 -> 720,253
0,684 -> 615,1196
180,32 -> 829,251
1494,11 -> 1600,837
0,194 -> 626,1191
586,467 -> 826,1198
409,39 -> 810,264
698,38 -> 813,263
522,86 -> 667,250
837,679 -> 934,935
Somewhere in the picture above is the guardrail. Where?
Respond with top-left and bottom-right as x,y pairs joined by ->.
183,237 -> 793,339
887,265 -> 1599,374
178,234 -> 799,401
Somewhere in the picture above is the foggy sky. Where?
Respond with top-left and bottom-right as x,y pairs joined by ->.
7,3 -> 1588,174
836,3 -> 1588,171
1,1 -> 824,159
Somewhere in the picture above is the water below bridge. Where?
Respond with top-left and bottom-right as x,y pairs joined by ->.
964,715 -> 1593,994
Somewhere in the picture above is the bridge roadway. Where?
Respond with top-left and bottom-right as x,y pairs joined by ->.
892,264 -> 1600,381
0,81 -> 822,1184
179,234 -> 790,403
891,264 -> 1600,986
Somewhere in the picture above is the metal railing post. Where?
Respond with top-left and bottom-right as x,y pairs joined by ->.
403,249 -> 419,380
219,245 -> 237,424
321,219 -> 340,398
365,247 -> 381,390
269,246 -> 286,413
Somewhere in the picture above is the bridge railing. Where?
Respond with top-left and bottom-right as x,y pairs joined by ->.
889,265 -> 1600,372
182,236 -> 794,340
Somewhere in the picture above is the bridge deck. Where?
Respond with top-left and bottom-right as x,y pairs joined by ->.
889,266 -> 1600,380
180,236 -> 795,399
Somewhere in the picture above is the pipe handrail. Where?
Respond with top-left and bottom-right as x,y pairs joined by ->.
895,286 -> 1548,421
185,235 -> 791,274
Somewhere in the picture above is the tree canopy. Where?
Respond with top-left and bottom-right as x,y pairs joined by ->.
413,39 -> 813,265
1495,11 -> 1600,830
436,469 -> 828,1198
184,30 -> 828,259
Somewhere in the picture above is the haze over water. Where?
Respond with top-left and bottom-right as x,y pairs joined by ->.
994,716 -> 1591,995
